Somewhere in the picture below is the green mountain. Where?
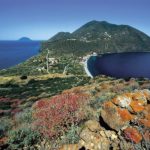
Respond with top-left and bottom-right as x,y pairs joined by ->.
42,20 -> 150,56
48,32 -> 71,42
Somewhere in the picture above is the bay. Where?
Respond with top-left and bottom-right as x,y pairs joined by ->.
87,52 -> 150,78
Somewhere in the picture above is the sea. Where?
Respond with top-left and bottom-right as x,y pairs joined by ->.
0,41 -> 41,70
87,52 -> 150,78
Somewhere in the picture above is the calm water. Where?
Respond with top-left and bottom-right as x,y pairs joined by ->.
87,52 -> 150,78
0,41 -> 41,69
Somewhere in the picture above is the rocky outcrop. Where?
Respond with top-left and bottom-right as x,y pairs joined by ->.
101,101 -> 134,131
59,90 -> 150,150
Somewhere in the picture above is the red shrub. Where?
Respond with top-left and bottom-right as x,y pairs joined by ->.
32,93 -> 89,138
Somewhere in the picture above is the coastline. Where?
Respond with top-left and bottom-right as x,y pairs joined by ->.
83,53 -> 98,78
84,57 -> 93,78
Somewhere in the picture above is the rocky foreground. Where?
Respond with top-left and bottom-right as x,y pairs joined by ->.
60,90 -> 150,150
0,75 -> 150,150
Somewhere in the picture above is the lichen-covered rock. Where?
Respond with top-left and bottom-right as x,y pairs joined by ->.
112,90 -> 148,113
143,104 -> 150,120
138,119 -> 150,128
112,95 -> 132,108
80,127 -> 97,143
60,90 -> 150,150
59,144 -> 81,150
99,90 -> 150,147
130,100 -> 145,113
123,127 -> 142,144
101,101 -> 134,131
79,126 -> 110,150
84,120 -> 101,132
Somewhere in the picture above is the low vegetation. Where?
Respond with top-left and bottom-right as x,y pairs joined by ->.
32,92 -> 89,139
0,72 -> 150,149
0,53 -> 85,76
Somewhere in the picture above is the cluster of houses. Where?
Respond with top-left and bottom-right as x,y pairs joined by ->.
79,52 -> 98,64
36,51 -> 98,73
36,57 -> 59,72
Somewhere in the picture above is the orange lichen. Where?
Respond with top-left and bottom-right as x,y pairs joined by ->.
103,101 -> 115,108
143,105 -> 150,120
132,92 -> 147,103
117,108 -> 134,121
130,101 -> 145,113
112,96 -> 127,106
139,119 -> 150,128
124,127 -> 142,144
132,92 -> 143,99
124,93 -> 133,98
111,98 -> 118,104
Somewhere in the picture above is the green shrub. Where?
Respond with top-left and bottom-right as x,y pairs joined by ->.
8,128 -> 41,149
0,117 -> 12,138
14,108 -> 33,124
61,123 -> 81,144
89,92 -> 116,109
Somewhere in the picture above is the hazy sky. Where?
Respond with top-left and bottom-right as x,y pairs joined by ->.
0,0 -> 150,40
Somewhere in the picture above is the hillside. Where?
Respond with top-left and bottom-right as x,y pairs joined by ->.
0,74 -> 150,149
42,20 -> 150,56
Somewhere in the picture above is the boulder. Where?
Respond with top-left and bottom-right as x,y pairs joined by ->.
101,101 -> 134,131
79,127 -> 110,150
84,120 -> 101,132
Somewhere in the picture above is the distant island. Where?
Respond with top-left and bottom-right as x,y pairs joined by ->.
19,37 -> 32,42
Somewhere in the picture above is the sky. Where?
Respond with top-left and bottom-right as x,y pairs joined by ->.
0,0 -> 150,40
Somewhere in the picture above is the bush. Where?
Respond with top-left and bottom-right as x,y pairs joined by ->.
8,127 -> 41,149
0,117 -> 12,138
89,92 -> 116,109
20,75 -> 28,80
61,123 -> 81,144
14,108 -> 33,125
32,93 -> 88,139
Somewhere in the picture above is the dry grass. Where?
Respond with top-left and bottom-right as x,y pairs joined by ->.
0,74 -> 75,85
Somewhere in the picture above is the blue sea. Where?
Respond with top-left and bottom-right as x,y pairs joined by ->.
87,52 -> 150,78
0,41 -> 41,69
